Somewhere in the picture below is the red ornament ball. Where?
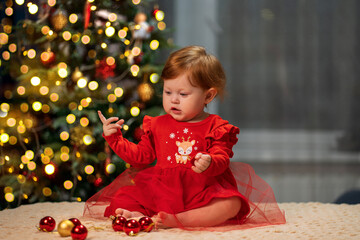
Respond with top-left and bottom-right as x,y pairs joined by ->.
139,217 -> 154,232
69,218 -> 82,226
39,216 -> 56,232
112,216 -> 127,232
124,219 -> 140,236
71,224 -> 88,240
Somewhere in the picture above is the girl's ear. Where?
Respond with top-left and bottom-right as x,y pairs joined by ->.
204,88 -> 217,104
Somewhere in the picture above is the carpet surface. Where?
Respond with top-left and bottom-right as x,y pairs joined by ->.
0,201 -> 359,239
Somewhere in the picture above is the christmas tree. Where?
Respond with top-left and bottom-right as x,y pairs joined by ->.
0,0 -> 172,209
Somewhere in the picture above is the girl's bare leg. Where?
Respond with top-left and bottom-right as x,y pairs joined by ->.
155,197 -> 241,228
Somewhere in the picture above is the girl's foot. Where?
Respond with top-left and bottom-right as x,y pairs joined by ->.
154,211 -> 178,228
115,208 -> 145,219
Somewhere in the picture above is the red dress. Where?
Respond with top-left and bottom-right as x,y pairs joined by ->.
84,114 -> 286,229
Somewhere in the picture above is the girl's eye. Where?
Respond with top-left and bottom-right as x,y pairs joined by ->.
164,91 -> 171,95
180,93 -> 188,96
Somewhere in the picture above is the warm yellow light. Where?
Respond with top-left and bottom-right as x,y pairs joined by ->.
17,86 -> 26,95
2,51 -> 10,61
130,106 -> 140,117
41,155 -> 50,164
48,0 -> 56,7
118,29 -> 127,38
157,21 -> 166,30
44,147 -> 54,157
155,10 -> 165,21
132,0 -> 141,5
32,101 -> 42,111
106,163 -> 116,174
8,43 -> 17,53
106,56 -> 115,66
41,26 -> 50,35
84,165 -> 94,174
7,118 -> 16,127
41,104 -> 50,114
60,131 -> 69,141
77,77 -> 88,88
80,117 -> 89,127
69,13 -> 78,23
108,13 -> 117,22
61,146 -> 70,153
39,86 -> 49,95
44,164 -> 55,175
64,180 -> 73,190
5,193 -> 14,202
25,150 -> 34,160
150,73 -> 159,83
27,161 -> 36,171
27,49 -> 36,59
0,103 -> 10,112
50,93 -> 59,102
58,68 -> 68,78
83,135 -> 93,145
15,0 -> 25,5
19,104 -> 28,114
114,87 -> 124,97
88,81 -> 98,90
101,43 -> 107,49
5,7 -> 13,16
9,136 -> 17,145
105,26 -> 115,37
130,64 -> 140,76
150,40 -> 159,50
20,65 -> 29,74
107,94 -> 117,103
81,35 -> 90,44
66,114 -> 76,124
80,98 -> 90,107
0,133 -> 9,143
28,3 -> 39,14
62,31 -> 72,41
0,33 -> 9,45
42,187 -> 52,197
60,153 -> 69,162
132,47 -> 141,56
30,76 -> 41,86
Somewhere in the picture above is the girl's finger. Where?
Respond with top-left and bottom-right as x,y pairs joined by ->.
98,111 -> 107,123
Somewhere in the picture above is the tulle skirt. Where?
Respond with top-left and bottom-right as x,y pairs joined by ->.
83,162 -> 286,230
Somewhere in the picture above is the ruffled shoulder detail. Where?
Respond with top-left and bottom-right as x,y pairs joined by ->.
142,115 -> 153,134
205,117 -> 240,156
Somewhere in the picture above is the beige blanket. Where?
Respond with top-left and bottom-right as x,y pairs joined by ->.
0,202 -> 359,239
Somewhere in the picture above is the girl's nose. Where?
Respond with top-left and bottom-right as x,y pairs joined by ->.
171,94 -> 179,103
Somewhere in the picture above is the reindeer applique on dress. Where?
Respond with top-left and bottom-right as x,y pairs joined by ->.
175,137 -> 195,164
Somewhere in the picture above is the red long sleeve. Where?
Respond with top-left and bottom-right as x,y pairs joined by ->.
104,129 -> 156,167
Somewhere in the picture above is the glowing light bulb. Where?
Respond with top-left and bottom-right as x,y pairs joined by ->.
30,76 -> 41,86
32,101 -> 42,111
130,106 -> 140,117
44,163 -> 55,175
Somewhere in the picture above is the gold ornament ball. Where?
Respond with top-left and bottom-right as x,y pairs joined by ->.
137,83 -> 154,102
57,219 -> 75,237
51,11 -> 68,31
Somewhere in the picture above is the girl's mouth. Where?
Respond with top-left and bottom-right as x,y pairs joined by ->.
171,107 -> 181,114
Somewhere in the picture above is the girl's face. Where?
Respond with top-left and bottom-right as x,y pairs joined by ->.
162,73 -> 216,122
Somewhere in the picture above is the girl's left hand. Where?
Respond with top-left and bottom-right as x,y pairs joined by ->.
192,153 -> 211,173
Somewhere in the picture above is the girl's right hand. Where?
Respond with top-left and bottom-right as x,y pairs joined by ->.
98,110 -> 124,136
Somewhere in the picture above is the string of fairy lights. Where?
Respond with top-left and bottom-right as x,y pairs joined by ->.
0,0 -> 168,206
